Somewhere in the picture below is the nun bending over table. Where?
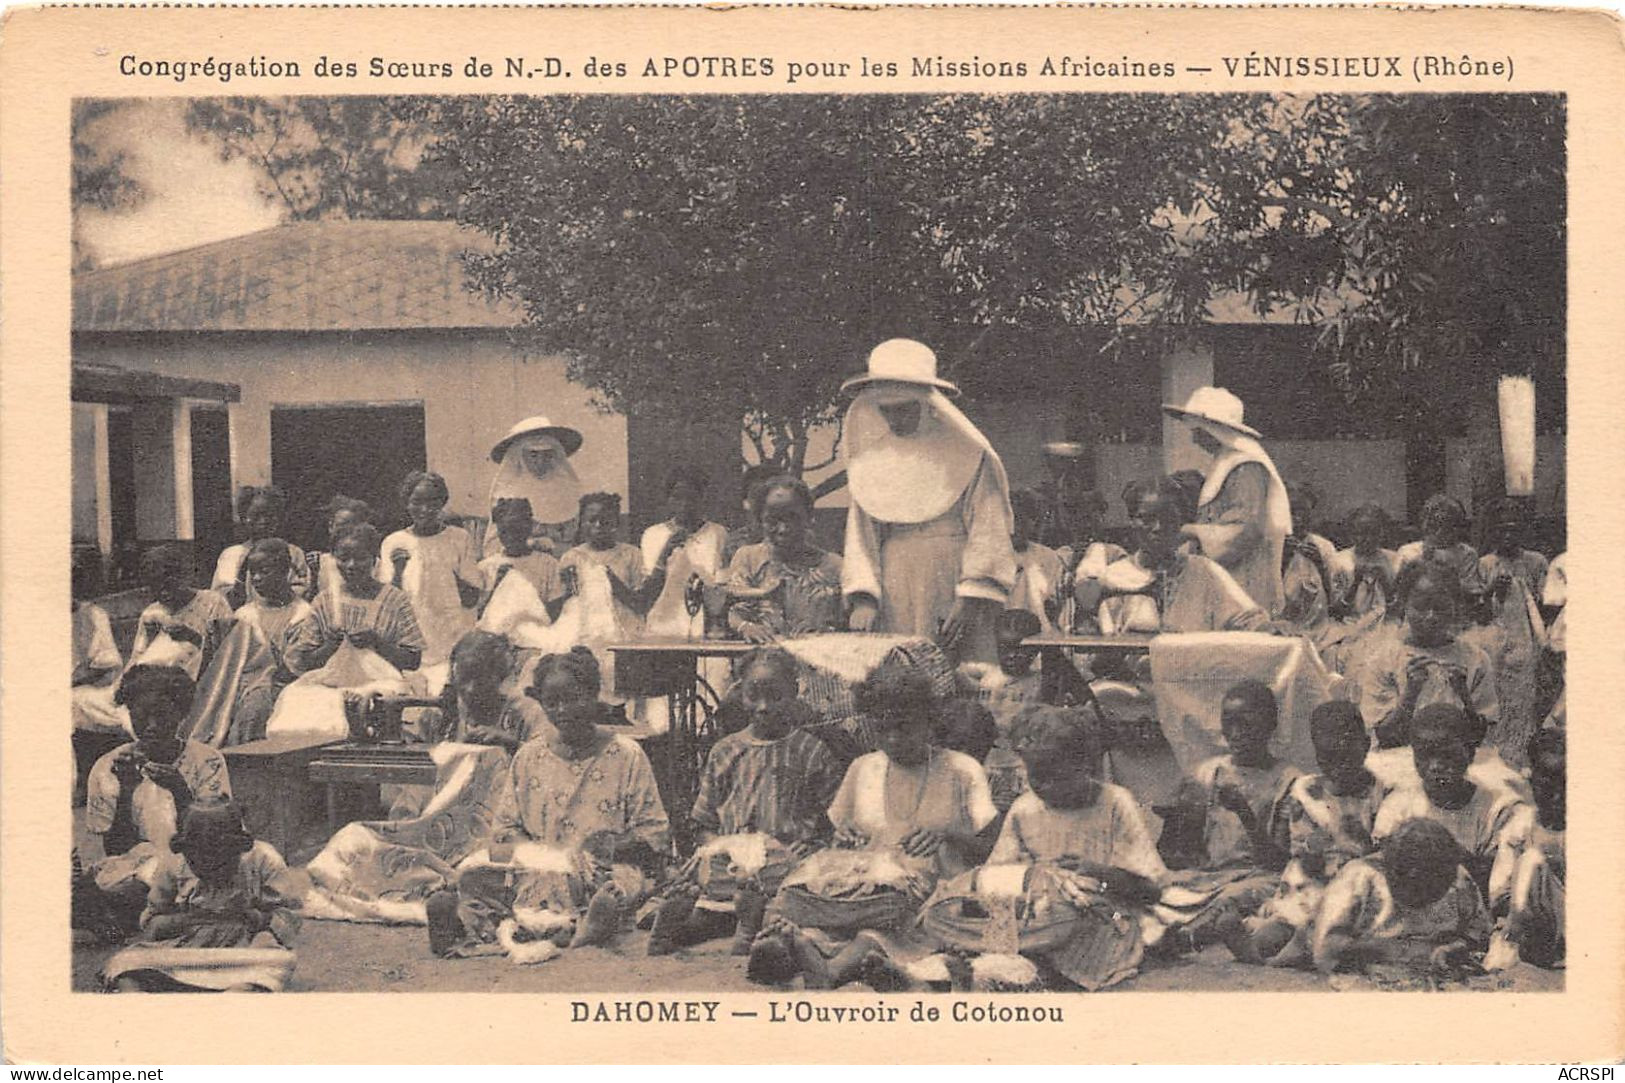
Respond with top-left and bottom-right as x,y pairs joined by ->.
840,339 -> 1017,667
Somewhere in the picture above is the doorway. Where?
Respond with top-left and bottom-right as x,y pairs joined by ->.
270,403 -> 427,551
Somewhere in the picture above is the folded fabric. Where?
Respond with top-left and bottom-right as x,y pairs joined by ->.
102,943 -> 296,992
1149,632 -> 1331,774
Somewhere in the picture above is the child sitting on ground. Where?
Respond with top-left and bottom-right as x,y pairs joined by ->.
923,705 -> 1166,991
1217,701 -> 1382,967
1311,817 -> 1490,978
81,665 -> 233,936
103,799 -> 300,992
1489,727 -> 1564,969
648,649 -> 842,956
426,648 -> 669,960
1372,705 -> 1530,912
1159,680 -> 1301,951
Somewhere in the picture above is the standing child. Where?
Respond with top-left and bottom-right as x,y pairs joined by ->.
649,649 -> 842,955
102,799 -> 300,992
641,468 -> 729,730
212,486 -> 308,609
1218,701 -> 1382,966
1358,566 -> 1497,751
1311,817 -> 1491,977
382,471 -> 482,678
82,666 -> 233,934
1160,680 -> 1301,949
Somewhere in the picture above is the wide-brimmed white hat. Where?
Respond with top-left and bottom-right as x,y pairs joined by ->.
840,338 -> 961,396
490,416 -> 584,463
1161,386 -> 1260,439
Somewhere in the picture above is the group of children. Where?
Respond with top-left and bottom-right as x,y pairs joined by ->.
70,465 -> 1565,992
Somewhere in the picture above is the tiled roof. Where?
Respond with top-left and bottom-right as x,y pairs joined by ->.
73,220 -> 523,333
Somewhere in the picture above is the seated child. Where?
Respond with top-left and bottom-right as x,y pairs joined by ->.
229,538 -> 314,742
287,523 -> 426,677
1373,705 -> 1530,911
1358,565 -> 1497,751
1008,488 -> 1068,635
1490,727 -> 1564,969
1395,494 -> 1484,598
557,492 -> 688,703
964,610 -> 1045,811
922,705 -> 1166,991
725,474 -> 845,641
1159,680 -> 1301,950
103,799 -> 300,992
212,485 -> 309,609
935,697 -> 1019,815
478,497 -> 567,627
308,495 -> 372,599
82,665 -> 233,934
1311,817 -> 1491,978
648,649 -> 842,955
72,547 -> 124,799
439,629 -> 551,751
426,648 -> 669,960
747,663 -> 999,989
1218,702 -> 1382,966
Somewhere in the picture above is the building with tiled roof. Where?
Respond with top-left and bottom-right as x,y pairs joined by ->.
74,220 -> 522,333
71,220 -> 741,569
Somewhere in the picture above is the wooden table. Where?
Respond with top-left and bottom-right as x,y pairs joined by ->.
606,638 -> 757,853
223,733 -> 342,860
307,742 -> 438,833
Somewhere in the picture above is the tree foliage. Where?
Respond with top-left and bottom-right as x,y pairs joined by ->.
183,97 -> 460,221
438,93 -> 1562,474
71,101 -> 146,268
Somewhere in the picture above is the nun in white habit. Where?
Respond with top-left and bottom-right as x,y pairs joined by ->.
841,339 -> 1017,666
486,416 -> 585,555
1163,386 -> 1292,616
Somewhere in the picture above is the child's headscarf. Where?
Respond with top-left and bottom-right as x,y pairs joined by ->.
843,383 -> 1012,527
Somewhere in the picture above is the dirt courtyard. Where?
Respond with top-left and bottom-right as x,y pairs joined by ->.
72,919 -> 1563,995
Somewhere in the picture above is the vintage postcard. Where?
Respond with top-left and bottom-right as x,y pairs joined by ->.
1,2 -> 1622,1065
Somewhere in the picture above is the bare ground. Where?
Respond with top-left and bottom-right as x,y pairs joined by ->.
72,920 -> 1562,995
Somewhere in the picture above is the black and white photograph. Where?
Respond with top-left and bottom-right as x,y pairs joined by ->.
64,88 -> 1568,1000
